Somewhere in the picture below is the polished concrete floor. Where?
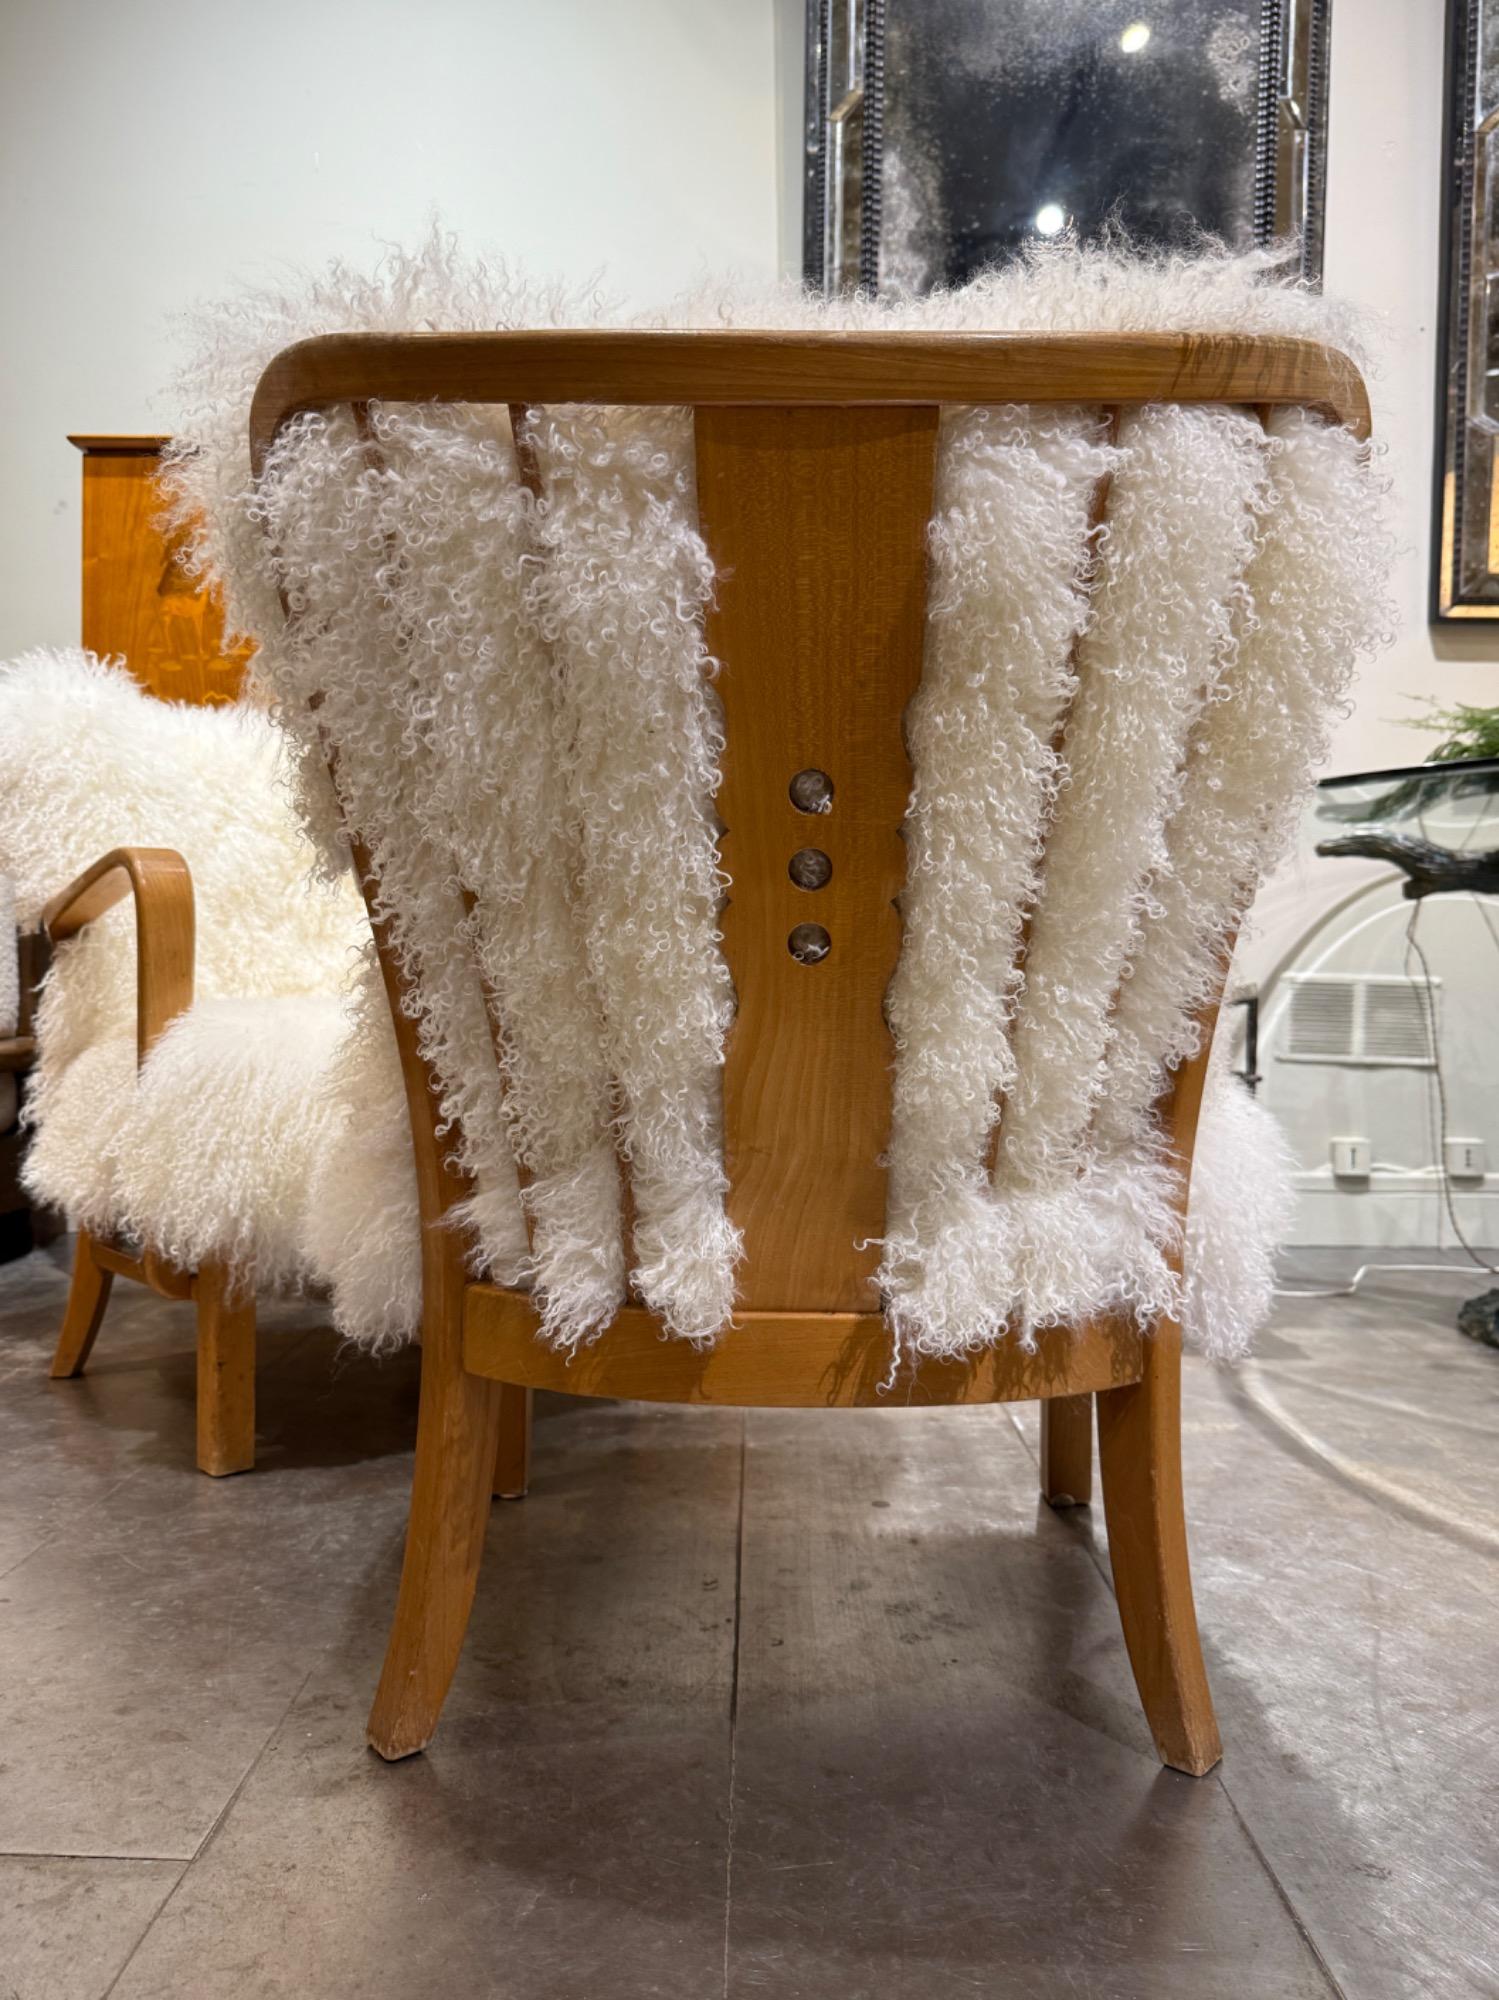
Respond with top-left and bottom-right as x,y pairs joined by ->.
0,1241 -> 1495,2000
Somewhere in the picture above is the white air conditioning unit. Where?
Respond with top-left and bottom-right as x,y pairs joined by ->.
1278,972 -> 1439,1067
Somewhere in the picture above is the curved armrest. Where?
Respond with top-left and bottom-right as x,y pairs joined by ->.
42,848 -> 195,1065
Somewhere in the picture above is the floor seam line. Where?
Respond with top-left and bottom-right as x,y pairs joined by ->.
0,1466 -> 149,1586
1217,1775 -> 1350,2000
98,1663 -> 319,1998
722,1411 -> 747,2000
0,1849 -> 192,1864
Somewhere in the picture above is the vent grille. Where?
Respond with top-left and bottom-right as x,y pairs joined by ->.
1281,974 -> 1438,1066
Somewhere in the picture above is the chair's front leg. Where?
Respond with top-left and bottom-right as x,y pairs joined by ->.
50,1229 -> 113,1379
194,1258 -> 256,1476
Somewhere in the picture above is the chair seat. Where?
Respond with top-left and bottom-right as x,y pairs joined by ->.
27,994 -> 348,1291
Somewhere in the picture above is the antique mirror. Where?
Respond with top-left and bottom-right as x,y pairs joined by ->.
804,0 -> 1331,297
1434,0 -> 1499,620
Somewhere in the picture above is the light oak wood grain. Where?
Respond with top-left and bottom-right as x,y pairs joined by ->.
1040,1394 -> 1095,1508
697,404 -> 937,1311
69,436 -> 250,706
464,1296 -> 1140,1407
41,846 -> 262,1475
250,329 -> 1370,474
43,846 -> 195,1065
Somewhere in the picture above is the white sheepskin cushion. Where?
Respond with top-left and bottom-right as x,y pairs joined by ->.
0,648 -> 368,1279
114,996 -> 348,1290
0,873 -> 17,1135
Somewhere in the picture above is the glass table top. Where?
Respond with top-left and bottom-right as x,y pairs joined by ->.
1313,758 -> 1499,842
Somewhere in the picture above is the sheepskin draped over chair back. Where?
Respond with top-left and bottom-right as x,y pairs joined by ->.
163,245 -> 1391,1368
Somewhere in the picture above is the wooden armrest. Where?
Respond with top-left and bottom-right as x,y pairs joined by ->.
0,1034 -> 36,1073
42,848 -> 195,1064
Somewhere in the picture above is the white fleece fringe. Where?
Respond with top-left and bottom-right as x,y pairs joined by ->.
236,406 -> 531,1294
320,402 -> 624,1342
525,405 -> 740,1342
970,404 -> 1266,1349
878,405 -> 1114,1351
1084,406 -> 1395,1353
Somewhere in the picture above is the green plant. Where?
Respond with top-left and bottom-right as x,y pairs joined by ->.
1405,697 -> 1499,763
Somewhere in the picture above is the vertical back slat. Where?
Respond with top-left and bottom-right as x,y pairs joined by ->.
695,405 -> 938,1312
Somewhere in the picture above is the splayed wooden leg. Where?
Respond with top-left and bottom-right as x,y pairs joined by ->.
1097,1319 -> 1221,1776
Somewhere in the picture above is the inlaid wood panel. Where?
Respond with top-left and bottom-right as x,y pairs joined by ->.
69,436 -> 250,705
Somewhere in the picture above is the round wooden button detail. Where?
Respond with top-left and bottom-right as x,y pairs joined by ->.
788,923 -> 832,964
788,847 -> 833,890
789,768 -> 834,813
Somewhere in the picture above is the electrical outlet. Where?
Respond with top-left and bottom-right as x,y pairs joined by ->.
1331,1136 -> 1370,1179
1444,1137 -> 1487,1182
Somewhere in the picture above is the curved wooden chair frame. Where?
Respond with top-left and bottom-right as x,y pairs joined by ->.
42,848 -> 257,1477
251,328 -> 1370,1775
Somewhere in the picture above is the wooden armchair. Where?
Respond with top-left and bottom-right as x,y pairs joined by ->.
250,327 -> 1370,1774
44,848 -> 256,1476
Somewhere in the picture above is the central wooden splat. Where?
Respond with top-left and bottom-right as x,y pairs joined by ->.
694,404 -> 939,1313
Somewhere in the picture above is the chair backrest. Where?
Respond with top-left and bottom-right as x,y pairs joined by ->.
251,330 -> 1369,1318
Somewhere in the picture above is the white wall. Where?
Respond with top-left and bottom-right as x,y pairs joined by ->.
1317,0 -> 1499,771
0,0 -> 782,658
1239,1 -> 1499,1248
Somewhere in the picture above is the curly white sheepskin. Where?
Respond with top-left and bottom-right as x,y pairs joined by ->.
153,230 -> 1391,1362
978,402 -> 1268,1348
0,648 -> 367,1285
0,874 -> 16,1138
525,406 -> 739,1341
879,406 -> 1114,1351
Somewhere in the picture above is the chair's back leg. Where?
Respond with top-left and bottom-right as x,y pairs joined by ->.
193,1258 -> 256,1477
1095,1317 -> 1221,1775
492,1384 -> 532,1500
1039,1392 -> 1093,1507
49,1229 -> 113,1379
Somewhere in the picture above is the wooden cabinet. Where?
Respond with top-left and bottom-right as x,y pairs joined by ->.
69,435 -> 250,705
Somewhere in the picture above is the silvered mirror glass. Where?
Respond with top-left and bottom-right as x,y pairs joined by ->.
1434,0 -> 1499,619
804,0 -> 1330,297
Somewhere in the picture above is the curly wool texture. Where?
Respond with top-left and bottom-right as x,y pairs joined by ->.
388,413 -> 625,1342
879,406 -> 1115,1349
160,233 -> 1390,1361
306,403 -> 624,1342
110,996 -> 349,1292
0,877 -> 14,1138
973,404 -> 1268,1346
236,407 -> 531,1291
525,406 -> 739,1341
0,648 -> 366,1279
1081,405 -> 1396,1355
161,237 -> 727,1346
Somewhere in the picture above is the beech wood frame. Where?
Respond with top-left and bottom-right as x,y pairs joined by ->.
249,328 -> 1371,1775
41,847 -> 257,1475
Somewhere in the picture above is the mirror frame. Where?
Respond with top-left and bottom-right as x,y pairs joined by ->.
1433,0 -> 1499,621
803,0 -> 1333,299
